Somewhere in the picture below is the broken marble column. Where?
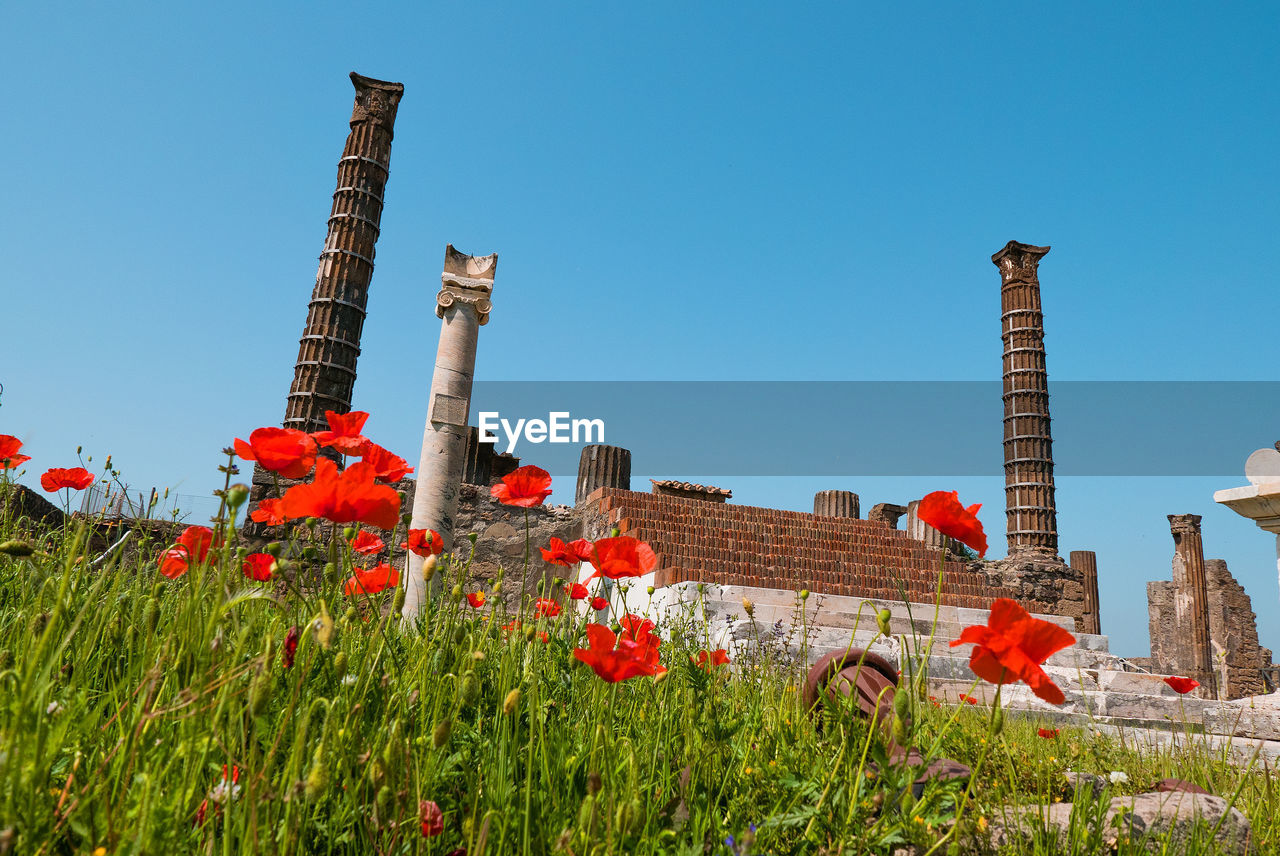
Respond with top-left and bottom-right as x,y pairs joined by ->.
575,445 -> 632,505
1070,550 -> 1101,635
404,246 -> 497,620
813,490 -> 859,519
905,500 -> 949,550
868,503 -> 907,529
1168,514 -> 1217,699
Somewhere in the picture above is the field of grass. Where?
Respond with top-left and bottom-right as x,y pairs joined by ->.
0,472 -> 1276,855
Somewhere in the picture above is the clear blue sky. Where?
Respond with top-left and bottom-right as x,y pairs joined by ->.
3,3 -> 1278,658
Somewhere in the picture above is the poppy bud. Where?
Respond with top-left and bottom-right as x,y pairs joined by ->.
302,546 -> 318,560
647,586 -> 655,595
490,580 -> 501,594
450,583 -> 463,601
503,688 -> 521,715
393,584 -> 406,612
142,600 -> 159,633
305,518 -> 318,528
536,579 -> 545,594
0,541 -> 35,557
400,512 -> 412,525
342,527 -> 357,541
423,554 -> 438,581
104,455 -> 112,470
459,673 -> 480,708
342,606 -> 358,626
891,714 -> 910,745
615,798 -> 642,837
654,669 -> 669,686
876,608 -> 893,637
304,744 -> 328,800
468,532 -> 478,544
76,445 -> 82,455
472,650 -> 485,662
523,626 -> 536,642
799,589 -> 810,601
432,718 -> 452,749
310,602 -> 334,650
226,483 -> 250,511
742,598 -> 755,617
577,795 -> 596,830
893,688 -> 911,719
333,652 -> 348,680
323,562 -> 335,579
375,784 -> 393,817
235,546 -> 250,561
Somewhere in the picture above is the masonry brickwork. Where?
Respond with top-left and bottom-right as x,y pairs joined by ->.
577,486 -> 1058,613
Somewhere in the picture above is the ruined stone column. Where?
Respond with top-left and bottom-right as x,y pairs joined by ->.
1070,550 -> 1101,635
905,500 -> 949,550
575,445 -> 632,506
814,490 -> 859,519
284,73 -> 404,435
403,246 -> 497,619
1169,514 -> 1218,698
868,503 -> 907,529
993,241 -> 1059,559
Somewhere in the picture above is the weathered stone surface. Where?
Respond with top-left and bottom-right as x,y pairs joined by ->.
977,554 -> 1086,630
988,792 -> 1251,853
1205,559 -> 1271,699
0,484 -> 64,528
867,502 -> 907,529
576,445 -> 631,506
1062,771 -> 1106,799
1069,550 -> 1101,635
813,490 -> 859,519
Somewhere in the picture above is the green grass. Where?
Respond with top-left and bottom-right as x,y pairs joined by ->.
0,480 -> 1276,855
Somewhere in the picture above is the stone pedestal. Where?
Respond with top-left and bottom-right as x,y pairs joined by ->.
993,241 -> 1059,559
813,490 -> 859,519
1070,550 -> 1101,635
575,445 -> 632,505
1169,514 -> 1217,699
404,246 -> 497,619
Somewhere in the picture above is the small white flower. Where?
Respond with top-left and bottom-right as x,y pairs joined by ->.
208,778 -> 241,806
46,701 -> 63,716
1109,771 -> 1129,785
342,675 -> 357,686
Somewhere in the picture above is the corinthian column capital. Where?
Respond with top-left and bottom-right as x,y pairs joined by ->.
991,240 -> 1050,284
349,72 -> 405,135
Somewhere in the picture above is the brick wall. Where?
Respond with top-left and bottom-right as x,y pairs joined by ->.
579,487 -> 1046,612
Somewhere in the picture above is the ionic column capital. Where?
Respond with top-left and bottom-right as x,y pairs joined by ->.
436,244 -> 497,324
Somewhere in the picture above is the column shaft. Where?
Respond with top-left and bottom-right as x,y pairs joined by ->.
1169,514 -> 1218,698
1070,550 -> 1101,635
814,490 -> 860,518
576,445 -> 632,505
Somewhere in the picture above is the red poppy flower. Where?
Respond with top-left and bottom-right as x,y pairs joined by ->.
0,435 -> 30,470
916,490 -> 988,557
949,598 -> 1075,705
39,467 -> 94,492
420,800 -> 444,838
694,649 -> 730,671
233,427 -> 318,480
1164,675 -> 1200,694
586,536 -> 658,581
279,459 -> 400,530
466,591 -> 486,608
541,537 -> 585,567
590,596 -> 608,611
242,553 -> 276,581
282,626 -> 301,668
490,465 -> 553,508
311,410 -> 372,456
573,623 -> 662,683
249,497 -> 288,525
568,582 -> 590,600
1037,728 -> 1059,739
619,614 -> 665,675
403,528 -> 444,557
501,619 -> 522,638
570,539 -> 594,562
539,631 -> 549,643
361,443 -> 413,483
535,597 -> 561,618
343,563 -> 400,597
959,694 -> 978,705
348,530 -> 385,555
159,525 -> 216,579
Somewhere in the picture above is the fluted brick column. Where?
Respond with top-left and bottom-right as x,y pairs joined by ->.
284,72 -> 404,435
403,246 -> 497,619
1169,514 -> 1218,698
1070,550 -> 1101,635
993,241 -> 1059,559
814,490 -> 859,518
576,445 -> 631,505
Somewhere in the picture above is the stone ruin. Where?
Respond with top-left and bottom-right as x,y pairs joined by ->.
241,72 -> 1275,700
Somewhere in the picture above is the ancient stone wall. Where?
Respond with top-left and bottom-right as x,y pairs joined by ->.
978,555 -> 1087,631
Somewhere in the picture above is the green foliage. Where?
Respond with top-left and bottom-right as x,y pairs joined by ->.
0,484 -> 1272,855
